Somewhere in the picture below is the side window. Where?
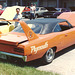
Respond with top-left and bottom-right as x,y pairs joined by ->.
53,24 -> 62,32
61,9 -> 66,12
41,8 -> 46,10
59,22 -> 73,31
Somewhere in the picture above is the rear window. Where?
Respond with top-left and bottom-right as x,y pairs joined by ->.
12,23 -> 43,34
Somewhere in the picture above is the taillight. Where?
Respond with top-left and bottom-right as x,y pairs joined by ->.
14,48 -> 24,53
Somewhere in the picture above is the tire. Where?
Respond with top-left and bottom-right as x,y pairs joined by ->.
35,14 -> 38,19
42,48 -> 55,64
44,16 -> 47,18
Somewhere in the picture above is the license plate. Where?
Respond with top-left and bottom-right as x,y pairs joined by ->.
0,54 -> 7,59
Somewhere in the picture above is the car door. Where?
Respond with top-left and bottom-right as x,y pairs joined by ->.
53,21 -> 75,49
39,8 -> 47,16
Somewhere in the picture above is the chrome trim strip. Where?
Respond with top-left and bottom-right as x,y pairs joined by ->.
0,51 -> 27,62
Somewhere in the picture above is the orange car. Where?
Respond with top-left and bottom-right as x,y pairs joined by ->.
0,17 -> 75,64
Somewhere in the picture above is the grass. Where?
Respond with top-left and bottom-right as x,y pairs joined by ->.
0,59 -> 60,75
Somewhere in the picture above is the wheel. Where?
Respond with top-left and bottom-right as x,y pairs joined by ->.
42,48 -> 55,64
35,14 -> 38,19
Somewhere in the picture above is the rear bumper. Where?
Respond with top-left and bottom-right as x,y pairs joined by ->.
0,51 -> 27,62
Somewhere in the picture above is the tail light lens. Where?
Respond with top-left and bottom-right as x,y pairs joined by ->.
14,48 -> 24,53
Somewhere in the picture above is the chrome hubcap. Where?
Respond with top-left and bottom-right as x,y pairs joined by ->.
46,48 -> 54,61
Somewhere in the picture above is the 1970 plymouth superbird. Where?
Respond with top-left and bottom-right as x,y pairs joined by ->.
0,16 -> 75,64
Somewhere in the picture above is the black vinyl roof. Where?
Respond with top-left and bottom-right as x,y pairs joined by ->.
25,18 -> 69,34
25,18 -> 67,24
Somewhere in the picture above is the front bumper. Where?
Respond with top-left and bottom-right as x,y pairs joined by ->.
0,51 -> 27,62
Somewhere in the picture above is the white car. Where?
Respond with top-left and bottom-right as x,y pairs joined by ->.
24,7 -> 48,18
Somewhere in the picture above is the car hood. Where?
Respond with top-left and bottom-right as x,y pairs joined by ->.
45,7 -> 57,11
0,6 -> 24,20
0,32 -> 28,46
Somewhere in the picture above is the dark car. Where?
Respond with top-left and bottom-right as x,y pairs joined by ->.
43,7 -> 71,18
69,7 -> 75,11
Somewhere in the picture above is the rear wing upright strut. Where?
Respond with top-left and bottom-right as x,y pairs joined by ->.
19,21 -> 38,41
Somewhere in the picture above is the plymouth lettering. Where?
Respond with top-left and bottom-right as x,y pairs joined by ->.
31,42 -> 48,54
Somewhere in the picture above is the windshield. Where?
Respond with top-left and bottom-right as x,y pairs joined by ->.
12,25 -> 24,33
55,8 -> 61,12
12,23 -> 43,34
36,8 -> 39,11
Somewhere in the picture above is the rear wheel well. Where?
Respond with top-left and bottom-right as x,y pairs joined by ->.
35,14 -> 38,16
41,47 -> 57,64
35,14 -> 38,18
42,46 -> 57,57
52,46 -> 57,52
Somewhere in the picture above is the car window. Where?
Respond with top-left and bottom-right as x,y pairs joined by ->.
12,25 -> 24,33
41,8 -> 46,10
12,23 -> 43,34
36,8 -> 39,11
55,8 -> 61,12
61,9 -> 66,12
28,24 -> 42,34
53,24 -> 62,32
59,22 -> 72,31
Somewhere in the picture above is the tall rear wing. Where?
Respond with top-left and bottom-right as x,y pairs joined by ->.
0,20 -> 38,41
19,21 -> 38,41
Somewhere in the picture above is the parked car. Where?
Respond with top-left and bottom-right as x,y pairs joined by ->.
22,7 -> 30,17
0,19 -> 14,34
0,9 -> 4,15
23,7 -> 48,18
0,6 -> 24,34
0,14 -> 75,64
43,7 -> 70,18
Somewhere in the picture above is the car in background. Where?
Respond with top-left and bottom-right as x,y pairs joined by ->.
0,8 -> 6,15
43,7 -> 71,18
0,9 -> 4,15
22,7 -> 30,17
0,19 -> 14,34
0,6 -> 24,34
22,7 -> 30,12
23,7 -> 48,18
